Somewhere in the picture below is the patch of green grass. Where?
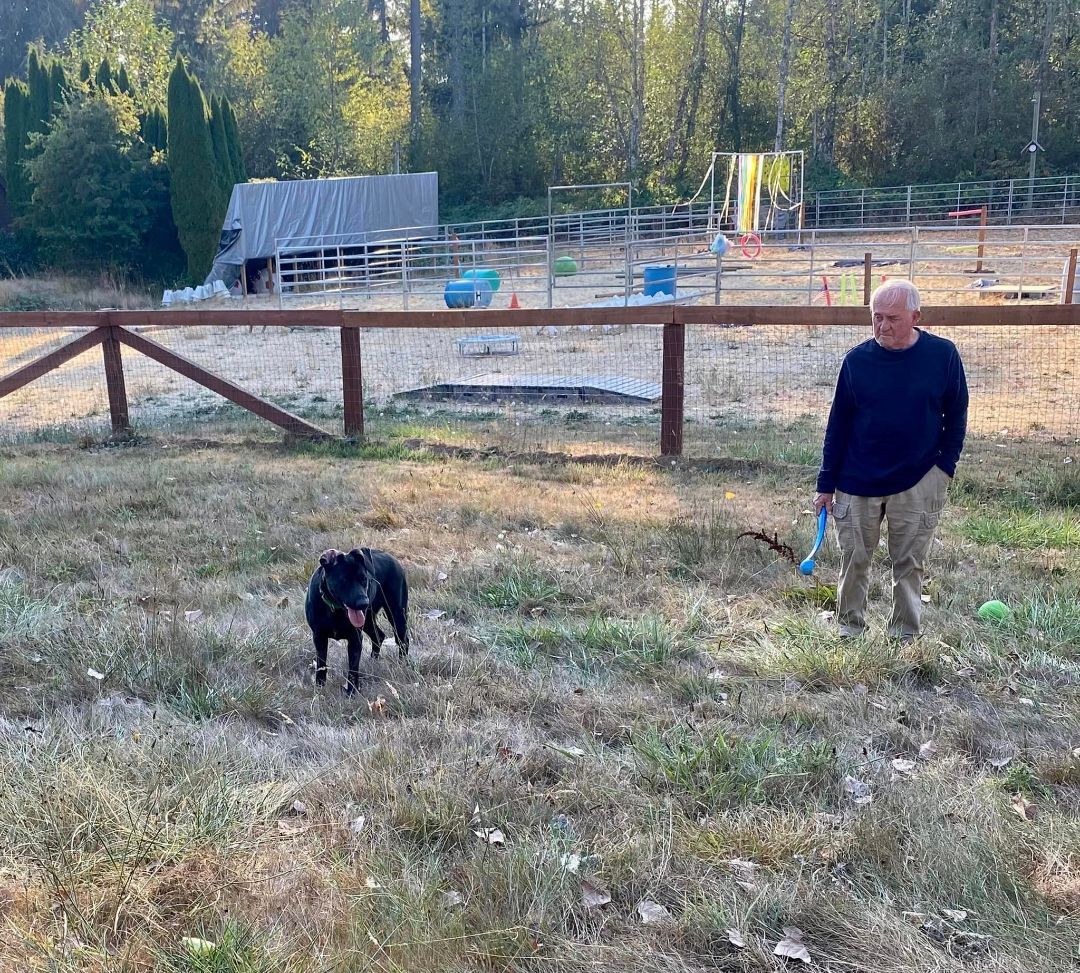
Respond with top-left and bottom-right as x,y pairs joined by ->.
474,562 -> 564,611
492,614 -> 686,674
1012,593 -> 1080,650
782,583 -> 838,611
289,437 -> 435,462
951,466 -> 1080,510
750,620 -> 942,688
998,762 -> 1053,800
632,725 -> 837,814
0,574 -> 60,639
959,510 -> 1080,549
157,922 -> 291,973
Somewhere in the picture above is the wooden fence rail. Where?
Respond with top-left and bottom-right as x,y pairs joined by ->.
3,302 -> 1080,454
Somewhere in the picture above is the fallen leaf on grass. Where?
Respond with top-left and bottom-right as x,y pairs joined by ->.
474,827 -> 505,846
918,740 -> 938,761
843,775 -> 871,800
989,754 -> 1015,769
87,667 -> 105,680
546,743 -> 587,758
774,927 -> 812,964
581,880 -> 611,909
726,928 -> 746,948
184,609 -> 203,623
181,937 -> 216,955
728,858 -> 760,878
942,909 -> 968,922
637,900 -> 671,924
423,609 -> 446,620
561,853 -> 582,873
903,912 -> 926,925
290,800 -> 308,816
1010,793 -> 1036,821
949,931 -> 992,955
350,815 -> 366,835
891,758 -> 917,774
442,890 -> 464,908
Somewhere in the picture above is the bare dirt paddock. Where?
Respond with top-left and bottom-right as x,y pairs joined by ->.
1,226 -> 1078,446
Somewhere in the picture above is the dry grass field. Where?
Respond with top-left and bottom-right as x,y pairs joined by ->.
0,421 -> 1077,972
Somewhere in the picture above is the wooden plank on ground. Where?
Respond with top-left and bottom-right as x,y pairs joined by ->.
114,328 -> 332,439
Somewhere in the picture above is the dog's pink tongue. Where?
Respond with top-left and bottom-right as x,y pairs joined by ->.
347,608 -> 366,628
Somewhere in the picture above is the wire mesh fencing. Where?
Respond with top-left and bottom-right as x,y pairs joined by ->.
680,322 -> 1079,465
2,313 -> 1077,475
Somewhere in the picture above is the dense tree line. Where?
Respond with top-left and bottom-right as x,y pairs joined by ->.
1,0 -> 1078,275
2,9 -> 244,280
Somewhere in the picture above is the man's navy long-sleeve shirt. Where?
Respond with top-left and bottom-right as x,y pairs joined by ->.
816,330 -> 968,497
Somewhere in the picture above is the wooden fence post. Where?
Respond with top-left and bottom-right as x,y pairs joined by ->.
863,252 -> 873,305
101,323 -> 130,435
340,325 -> 365,439
660,321 -> 685,456
1064,248 -> 1078,305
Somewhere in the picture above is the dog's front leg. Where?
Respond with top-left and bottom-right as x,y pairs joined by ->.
313,633 -> 330,687
345,629 -> 363,694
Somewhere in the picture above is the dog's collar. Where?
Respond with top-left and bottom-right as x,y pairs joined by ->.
319,574 -> 346,613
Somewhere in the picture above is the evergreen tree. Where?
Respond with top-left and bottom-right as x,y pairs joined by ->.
49,62 -> 67,111
167,57 -> 227,280
222,96 -> 247,183
26,50 -> 52,137
79,60 -> 91,85
141,106 -> 167,152
208,94 -> 234,192
117,64 -> 132,95
2,81 -> 31,214
95,58 -> 114,93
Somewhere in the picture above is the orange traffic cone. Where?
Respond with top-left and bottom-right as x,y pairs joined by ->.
509,291 -> 520,309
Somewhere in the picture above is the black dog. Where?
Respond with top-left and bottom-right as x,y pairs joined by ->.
304,547 -> 409,692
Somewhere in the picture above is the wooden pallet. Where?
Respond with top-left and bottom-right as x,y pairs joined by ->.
395,372 -> 661,405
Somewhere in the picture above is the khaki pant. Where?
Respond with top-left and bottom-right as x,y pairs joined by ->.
832,466 -> 949,639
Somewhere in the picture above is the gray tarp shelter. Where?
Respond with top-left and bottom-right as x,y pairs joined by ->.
204,172 -> 439,286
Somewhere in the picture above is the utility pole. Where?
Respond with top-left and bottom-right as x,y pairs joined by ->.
1026,90 -> 1041,210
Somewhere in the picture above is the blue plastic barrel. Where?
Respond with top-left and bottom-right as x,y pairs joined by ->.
444,278 -> 493,309
643,265 -> 677,297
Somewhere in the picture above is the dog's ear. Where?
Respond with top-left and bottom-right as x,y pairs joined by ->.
347,547 -> 373,570
319,549 -> 341,567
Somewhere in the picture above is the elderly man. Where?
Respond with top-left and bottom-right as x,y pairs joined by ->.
814,280 -> 968,640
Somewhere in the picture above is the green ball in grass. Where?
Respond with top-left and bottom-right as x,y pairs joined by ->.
977,600 -> 1012,623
